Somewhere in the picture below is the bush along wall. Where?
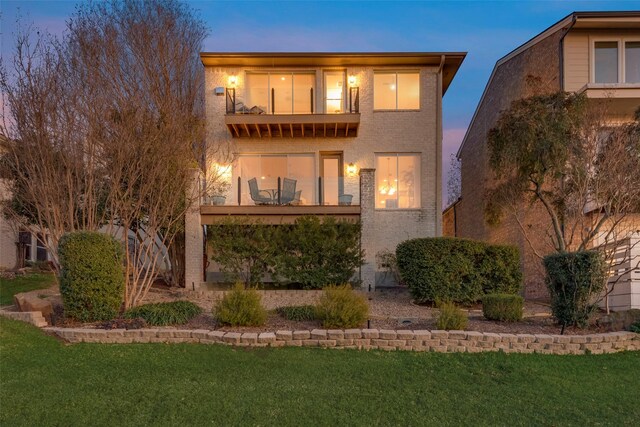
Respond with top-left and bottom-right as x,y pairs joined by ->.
396,237 -> 522,304
58,231 -> 125,322
207,216 -> 363,289
544,251 -> 607,329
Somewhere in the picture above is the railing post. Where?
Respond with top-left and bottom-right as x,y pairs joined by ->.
277,177 -> 281,205
237,177 -> 241,206
310,88 -> 314,114
318,176 -> 323,205
271,88 -> 275,114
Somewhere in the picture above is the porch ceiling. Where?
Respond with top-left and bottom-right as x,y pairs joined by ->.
224,113 -> 360,138
200,205 -> 361,224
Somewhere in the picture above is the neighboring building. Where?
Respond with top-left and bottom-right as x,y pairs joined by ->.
185,52 -> 465,288
455,11 -> 640,300
442,198 -> 460,237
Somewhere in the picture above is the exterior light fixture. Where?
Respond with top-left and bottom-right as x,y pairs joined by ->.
346,162 -> 357,177
228,75 -> 237,87
348,74 -> 357,87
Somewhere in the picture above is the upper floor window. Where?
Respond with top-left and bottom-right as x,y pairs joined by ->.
324,71 -> 345,114
374,72 -> 420,110
593,39 -> 640,84
245,72 -> 315,114
375,153 -> 420,209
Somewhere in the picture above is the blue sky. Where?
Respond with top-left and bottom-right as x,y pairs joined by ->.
1,0 -> 638,202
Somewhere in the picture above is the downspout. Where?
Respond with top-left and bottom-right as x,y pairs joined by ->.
435,55 -> 445,236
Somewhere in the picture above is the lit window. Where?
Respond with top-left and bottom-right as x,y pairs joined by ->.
375,154 -> 420,209
245,72 -> 315,114
374,72 -> 420,110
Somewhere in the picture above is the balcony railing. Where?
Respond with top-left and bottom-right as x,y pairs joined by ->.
203,176 -> 359,207
223,88 -> 360,138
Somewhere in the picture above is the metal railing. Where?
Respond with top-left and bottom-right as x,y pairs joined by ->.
225,87 -> 360,115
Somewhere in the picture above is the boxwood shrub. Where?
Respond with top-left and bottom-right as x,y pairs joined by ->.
396,237 -> 521,304
482,294 -> 523,322
214,283 -> 267,326
315,285 -> 368,328
124,301 -> 202,326
58,231 -> 125,322
544,251 -> 607,328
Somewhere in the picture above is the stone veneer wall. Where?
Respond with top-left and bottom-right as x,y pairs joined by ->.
45,327 -> 638,355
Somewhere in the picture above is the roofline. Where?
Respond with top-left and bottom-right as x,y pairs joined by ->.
456,10 -> 640,158
199,52 -> 466,95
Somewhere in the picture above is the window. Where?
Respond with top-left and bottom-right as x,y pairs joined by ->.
375,154 -> 420,209
592,38 -> 640,84
324,72 -> 345,113
244,72 -> 315,114
236,154 -> 316,205
374,72 -> 420,110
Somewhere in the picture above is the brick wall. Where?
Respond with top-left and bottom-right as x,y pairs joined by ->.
457,28 -> 565,299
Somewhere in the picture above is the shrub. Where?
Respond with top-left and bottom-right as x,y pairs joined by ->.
436,301 -> 468,330
58,231 -> 124,322
275,216 -> 364,289
124,301 -> 201,326
208,218 -> 279,286
630,321 -> 640,334
315,285 -> 368,329
214,283 -> 267,326
396,237 -> 522,304
478,245 -> 522,295
544,251 -> 607,328
482,294 -> 523,322
276,305 -> 317,322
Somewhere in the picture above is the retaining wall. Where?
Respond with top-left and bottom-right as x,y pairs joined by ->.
44,327 -> 639,355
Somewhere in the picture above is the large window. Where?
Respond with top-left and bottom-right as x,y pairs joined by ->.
324,71 -> 345,113
375,154 -> 420,209
236,154 -> 316,205
374,72 -> 420,110
593,39 -> 640,84
244,72 -> 315,114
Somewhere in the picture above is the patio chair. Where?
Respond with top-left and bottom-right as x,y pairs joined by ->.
279,178 -> 297,205
248,178 -> 273,205
290,190 -> 302,205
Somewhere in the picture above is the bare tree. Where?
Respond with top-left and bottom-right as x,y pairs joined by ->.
1,1 -> 226,307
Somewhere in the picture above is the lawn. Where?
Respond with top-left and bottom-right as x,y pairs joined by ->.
0,273 -> 56,306
0,318 -> 638,426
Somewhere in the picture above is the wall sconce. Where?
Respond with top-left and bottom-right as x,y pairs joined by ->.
348,74 -> 357,87
228,74 -> 237,87
346,162 -> 357,177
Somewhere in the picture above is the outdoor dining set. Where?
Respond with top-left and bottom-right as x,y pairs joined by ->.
248,177 -> 301,205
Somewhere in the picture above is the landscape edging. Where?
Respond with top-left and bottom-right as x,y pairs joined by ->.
42,326 -> 640,355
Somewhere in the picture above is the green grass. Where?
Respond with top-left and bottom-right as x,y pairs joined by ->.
0,273 -> 56,306
1,317 -> 638,426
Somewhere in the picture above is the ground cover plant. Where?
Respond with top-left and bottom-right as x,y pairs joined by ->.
276,305 -> 317,322
0,273 -> 56,306
124,301 -> 201,326
1,317 -> 639,426
482,294 -> 524,322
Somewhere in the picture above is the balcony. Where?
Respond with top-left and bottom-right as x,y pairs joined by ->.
200,176 -> 361,224
224,88 -> 360,138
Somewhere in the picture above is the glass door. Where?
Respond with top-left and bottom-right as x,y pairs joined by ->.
320,152 -> 343,205
324,71 -> 345,114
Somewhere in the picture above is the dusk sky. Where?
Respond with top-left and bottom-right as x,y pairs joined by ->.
1,0 -> 638,203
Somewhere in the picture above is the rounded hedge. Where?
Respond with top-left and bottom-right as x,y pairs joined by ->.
58,231 -> 125,322
396,237 -> 522,304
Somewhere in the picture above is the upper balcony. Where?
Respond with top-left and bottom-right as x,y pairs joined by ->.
224,87 -> 360,139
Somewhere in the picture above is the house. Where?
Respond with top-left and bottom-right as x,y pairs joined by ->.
184,52 -> 466,289
454,11 -> 640,304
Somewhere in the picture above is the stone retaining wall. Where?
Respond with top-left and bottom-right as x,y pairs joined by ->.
44,327 -> 639,355
0,308 -> 48,327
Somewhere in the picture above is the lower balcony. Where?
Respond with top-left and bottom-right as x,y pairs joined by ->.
225,113 -> 360,138
200,204 -> 360,224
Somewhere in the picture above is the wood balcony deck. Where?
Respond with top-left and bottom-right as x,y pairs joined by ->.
224,113 -> 360,138
200,204 -> 361,224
